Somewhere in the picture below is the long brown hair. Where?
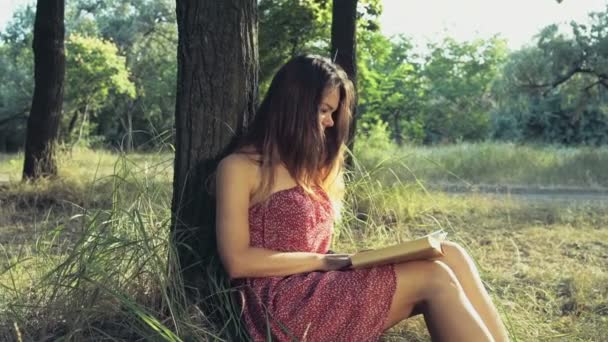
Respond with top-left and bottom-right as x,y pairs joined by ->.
234,54 -> 354,205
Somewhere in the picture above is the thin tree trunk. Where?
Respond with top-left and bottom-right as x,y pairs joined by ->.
73,103 -> 90,147
126,107 -> 133,151
393,110 -> 403,146
23,0 -> 65,179
67,110 -> 79,138
172,0 -> 258,293
330,0 -> 358,167
117,100 -> 135,151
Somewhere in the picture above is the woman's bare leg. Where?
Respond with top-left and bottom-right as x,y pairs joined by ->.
383,260 -> 494,341
436,241 -> 509,342
408,302 -> 442,340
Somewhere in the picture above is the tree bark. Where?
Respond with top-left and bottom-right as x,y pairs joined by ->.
22,0 -> 65,180
172,0 -> 258,293
331,0 -> 358,166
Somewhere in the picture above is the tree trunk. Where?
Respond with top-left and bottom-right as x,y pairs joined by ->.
126,106 -> 133,151
330,0 -> 358,166
172,0 -> 258,294
23,0 -> 65,180
393,110 -> 403,146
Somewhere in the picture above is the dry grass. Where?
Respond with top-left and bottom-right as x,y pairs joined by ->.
339,186 -> 608,341
1,145 -> 607,341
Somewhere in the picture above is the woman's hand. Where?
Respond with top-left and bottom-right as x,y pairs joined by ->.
320,253 -> 352,271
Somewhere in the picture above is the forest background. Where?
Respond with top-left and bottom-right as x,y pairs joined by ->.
1,1 -> 607,341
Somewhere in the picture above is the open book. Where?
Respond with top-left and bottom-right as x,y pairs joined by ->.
350,230 -> 447,269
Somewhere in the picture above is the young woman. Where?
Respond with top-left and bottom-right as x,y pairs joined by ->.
215,55 -> 509,341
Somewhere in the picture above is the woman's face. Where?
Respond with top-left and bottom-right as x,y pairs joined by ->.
318,87 -> 339,132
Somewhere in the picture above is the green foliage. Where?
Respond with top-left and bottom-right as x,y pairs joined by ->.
2,0 -> 607,150
358,32 -> 427,144
62,0 -> 177,149
63,34 -> 136,145
121,21 -> 177,147
258,0 -> 383,96
0,4 -> 34,152
258,0 -> 332,94
357,33 -> 507,145
64,0 -> 177,149
0,42 -> 32,152
355,120 -> 396,153
421,37 -> 508,143
356,4 -> 607,147
0,0 -> 177,151
355,0 -> 383,32
68,0 -> 176,51
491,5 -> 608,145
66,34 -> 135,100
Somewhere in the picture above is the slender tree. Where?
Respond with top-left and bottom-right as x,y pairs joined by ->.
171,0 -> 258,293
22,0 -> 65,179
330,0 -> 358,163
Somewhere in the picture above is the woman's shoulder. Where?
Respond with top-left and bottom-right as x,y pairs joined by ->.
218,151 -> 260,174
218,145 -> 263,178
216,152 -> 261,199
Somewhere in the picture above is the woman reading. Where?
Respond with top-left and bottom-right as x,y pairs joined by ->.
215,55 -> 509,341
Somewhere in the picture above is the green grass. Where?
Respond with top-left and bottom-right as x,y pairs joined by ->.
1,143 -> 608,341
355,141 -> 608,189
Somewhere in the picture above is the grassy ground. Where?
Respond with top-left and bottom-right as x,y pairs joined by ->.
1,143 -> 607,341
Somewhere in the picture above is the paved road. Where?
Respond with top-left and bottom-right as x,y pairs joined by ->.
434,183 -> 608,203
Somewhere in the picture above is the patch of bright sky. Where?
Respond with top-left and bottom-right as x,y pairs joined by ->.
1,0 -> 607,52
0,0 -> 34,32
379,0 -> 607,51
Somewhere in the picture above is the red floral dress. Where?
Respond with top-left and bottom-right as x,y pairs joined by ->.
232,185 -> 397,341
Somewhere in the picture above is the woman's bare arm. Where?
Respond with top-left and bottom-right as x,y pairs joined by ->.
215,154 -> 349,279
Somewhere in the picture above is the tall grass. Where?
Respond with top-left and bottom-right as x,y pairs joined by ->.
0,150 -> 225,341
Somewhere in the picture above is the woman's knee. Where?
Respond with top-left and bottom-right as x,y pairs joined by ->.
441,241 -> 469,260
425,260 -> 462,295
440,241 -> 475,272
394,260 -> 462,299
